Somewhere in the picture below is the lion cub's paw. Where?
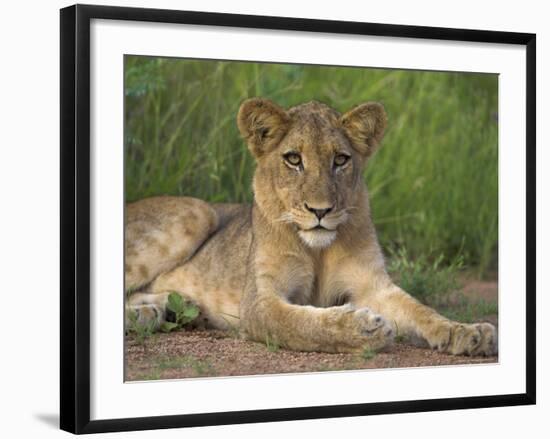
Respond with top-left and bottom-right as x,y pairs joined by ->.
126,304 -> 164,331
428,321 -> 497,356
449,322 -> 497,356
352,308 -> 395,350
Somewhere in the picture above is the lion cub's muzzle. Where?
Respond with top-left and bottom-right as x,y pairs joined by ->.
302,204 -> 348,231
291,205 -> 350,248
304,203 -> 333,221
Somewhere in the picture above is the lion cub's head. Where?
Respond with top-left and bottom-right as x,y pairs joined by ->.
238,98 -> 386,248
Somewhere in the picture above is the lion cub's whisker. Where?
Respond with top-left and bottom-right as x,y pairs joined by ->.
273,213 -> 294,224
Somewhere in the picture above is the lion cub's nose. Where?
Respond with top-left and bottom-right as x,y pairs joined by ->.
304,203 -> 333,220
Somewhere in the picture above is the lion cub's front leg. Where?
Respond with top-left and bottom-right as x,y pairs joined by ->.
240,237 -> 395,353
361,285 -> 497,356
241,250 -> 395,354
242,294 -> 394,353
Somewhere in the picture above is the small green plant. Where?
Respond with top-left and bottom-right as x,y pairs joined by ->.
126,310 -> 157,346
265,334 -> 281,353
361,347 -> 377,361
392,321 -> 408,343
387,248 -> 497,324
387,247 -> 464,305
160,292 -> 200,333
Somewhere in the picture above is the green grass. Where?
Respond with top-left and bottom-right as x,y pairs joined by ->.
125,309 -> 157,346
136,371 -> 162,381
387,246 -> 465,304
156,355 -> 214,375
125,56 -> 498,276
264,334 -> 281,353
361,347 -> 377,361
439,296 -> 498,323
388,248 -> 497,322
136,355 -> 216,380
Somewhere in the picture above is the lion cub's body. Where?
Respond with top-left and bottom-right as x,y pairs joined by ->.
131,200 -> 251,329
126,100 -> 497,356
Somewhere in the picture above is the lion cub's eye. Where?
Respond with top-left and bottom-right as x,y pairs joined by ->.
283,152 -> 302,168
334,154 -> 350,167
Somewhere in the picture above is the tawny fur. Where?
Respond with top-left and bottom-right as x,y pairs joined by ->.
125,98 -> 497,356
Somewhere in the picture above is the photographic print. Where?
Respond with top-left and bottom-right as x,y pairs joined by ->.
124,56 -> 499,381
60,5 -> 535,432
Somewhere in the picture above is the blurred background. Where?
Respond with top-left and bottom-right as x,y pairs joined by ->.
124,56 -> 498,282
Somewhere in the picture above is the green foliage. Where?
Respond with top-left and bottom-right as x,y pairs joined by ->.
361,347 -> 377,361
137,355 -> 215,380
265,334 -> 281,353
439,296 -> 498,323
126,309 -> 156,345
160,292 -> 200,333
387,247 -> 464,304
125,56 -> 498,276
159,321 -> 179,333
391,320 -> 410,343
125,58 -> 165,97
387,248 -> 497,323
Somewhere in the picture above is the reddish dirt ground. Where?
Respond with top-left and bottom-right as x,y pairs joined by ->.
125,278 -> 498,381
125,329 -> 497,381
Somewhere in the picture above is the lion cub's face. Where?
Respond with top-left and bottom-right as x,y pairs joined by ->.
238,99 -> 387,248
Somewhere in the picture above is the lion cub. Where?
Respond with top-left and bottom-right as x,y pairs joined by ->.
125,98 -> 497,356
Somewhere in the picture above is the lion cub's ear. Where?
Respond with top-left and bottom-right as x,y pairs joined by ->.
340,102 -> 387,158
238,98 -> 290,158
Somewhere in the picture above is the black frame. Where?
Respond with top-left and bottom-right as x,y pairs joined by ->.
60,4 -> 536,434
